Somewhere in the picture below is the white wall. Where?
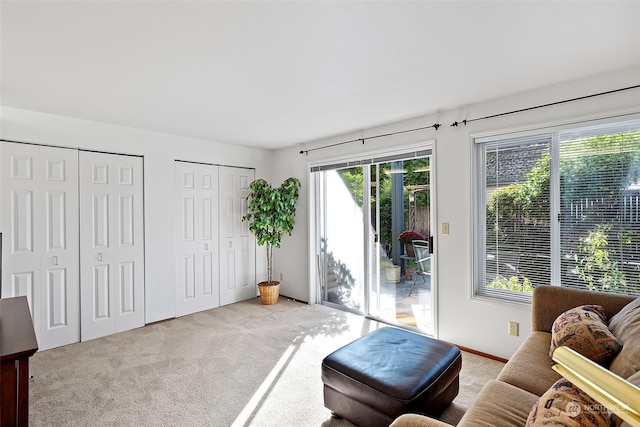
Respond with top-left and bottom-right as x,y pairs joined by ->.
3,65 -> 638,358
275,65 -> 640,359
0,106 -> 272,323
269,146 -> 309,302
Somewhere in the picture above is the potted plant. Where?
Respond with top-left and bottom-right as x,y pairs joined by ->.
242,177 -> 301,305
397,230 -> 426,257
380,259 -> 401,283
404,259 -> 418,281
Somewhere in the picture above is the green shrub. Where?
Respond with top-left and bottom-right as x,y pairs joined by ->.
487,276 -> 534,293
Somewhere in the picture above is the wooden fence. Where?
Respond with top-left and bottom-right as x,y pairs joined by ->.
567,194 -> 640,223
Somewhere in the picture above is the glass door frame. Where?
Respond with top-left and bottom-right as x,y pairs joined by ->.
308,142 -> 438,337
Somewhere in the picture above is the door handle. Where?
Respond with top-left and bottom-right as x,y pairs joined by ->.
54,256 -> 59,265
98,253 -> 103,262
205,243 -> 209,250
229,241 -> 232,248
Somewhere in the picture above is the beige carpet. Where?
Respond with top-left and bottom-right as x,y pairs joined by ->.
29,297 -> 504,426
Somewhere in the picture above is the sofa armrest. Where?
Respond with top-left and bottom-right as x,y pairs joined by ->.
390,414 -> 454,427
532,286 -> 635,333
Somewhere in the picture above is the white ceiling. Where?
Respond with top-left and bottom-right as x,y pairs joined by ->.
2,1 -> 639,150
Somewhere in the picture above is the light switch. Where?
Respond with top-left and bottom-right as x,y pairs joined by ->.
442,223 -> 450,235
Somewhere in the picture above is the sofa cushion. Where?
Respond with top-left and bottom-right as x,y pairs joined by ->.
526,378 -> 610,427
550,304 -> 622,366
608,297 -> 640,379
389,413 -> 453,427
456,379 -> 539,427
497,331 -> 561,396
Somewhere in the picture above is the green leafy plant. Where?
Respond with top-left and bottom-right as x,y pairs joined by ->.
571,224 -> 627,293
380,259 -> 397,269
242,177 -> 301,285
487,276 -> 534,293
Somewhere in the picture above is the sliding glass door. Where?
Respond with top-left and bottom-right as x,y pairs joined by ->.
319,167 -> 365,311
314,149 -> 435,335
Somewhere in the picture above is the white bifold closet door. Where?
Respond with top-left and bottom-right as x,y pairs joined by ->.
174,161 -> 220,316
219,166 -> 255,306
0,142 -> 80,351
174,162 -> 255,315
79,151 -> 144,341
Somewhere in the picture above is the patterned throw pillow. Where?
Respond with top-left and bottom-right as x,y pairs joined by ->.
550,305 -> 622,366
526,378 -> 610,427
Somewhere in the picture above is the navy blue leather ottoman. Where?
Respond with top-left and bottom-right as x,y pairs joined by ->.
321,327 -> 462,427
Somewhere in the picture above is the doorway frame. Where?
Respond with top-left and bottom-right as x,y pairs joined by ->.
307,140 -> 439,338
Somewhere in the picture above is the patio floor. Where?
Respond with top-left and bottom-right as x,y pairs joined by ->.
378,272 -> 433,335
323,270 -> 433,336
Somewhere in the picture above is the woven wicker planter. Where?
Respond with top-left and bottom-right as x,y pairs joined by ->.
258,281 -> 280,305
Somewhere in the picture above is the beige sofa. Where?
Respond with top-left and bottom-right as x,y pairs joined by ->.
391,286 -> 639,427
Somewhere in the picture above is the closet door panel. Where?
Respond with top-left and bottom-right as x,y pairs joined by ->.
46,268 -> 67,326
175,164 -> 200,316
12,190 -> 34,253
113,155 -> 144,332
39,146 -> 79,349
80,152 -> 144,341
174,162 -> 219,316
219,167 -> 255,306
1,143 -> 41,330
7,188 -> 38,318
80,152 -> 116,340
11,272 -> 35,313
195,167 -> 218,311
1,143 -> 80,350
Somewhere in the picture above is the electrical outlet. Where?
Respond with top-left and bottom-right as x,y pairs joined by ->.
442,223 -> 450,235
508,321 -> 519,336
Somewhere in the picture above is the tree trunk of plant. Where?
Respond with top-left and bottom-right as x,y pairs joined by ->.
267,243 -> 273,284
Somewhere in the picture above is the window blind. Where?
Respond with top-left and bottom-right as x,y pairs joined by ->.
474,117 -> 640,303
475,135 -> 551,303
558,121 -> 640,295
310,149 -> 431,172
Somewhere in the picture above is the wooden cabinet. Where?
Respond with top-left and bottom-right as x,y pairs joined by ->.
0,296 -> 38,427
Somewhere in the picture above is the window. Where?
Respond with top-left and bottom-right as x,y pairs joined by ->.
475,118 -> 640,302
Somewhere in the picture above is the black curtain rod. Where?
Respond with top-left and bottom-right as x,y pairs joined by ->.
299,123 -> 441,155
299,84 -> 639,155
450,84 -> 640,127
